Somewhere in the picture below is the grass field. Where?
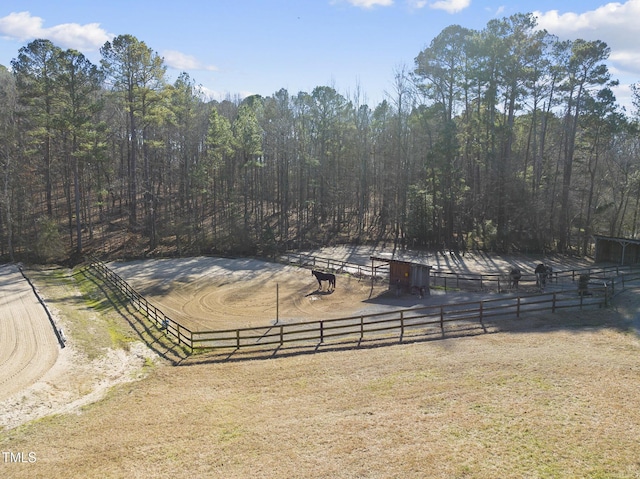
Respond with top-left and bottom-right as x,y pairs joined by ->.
1,263 -> 640,478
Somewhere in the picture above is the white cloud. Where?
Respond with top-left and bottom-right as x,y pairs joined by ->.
534,1 -> 640,76
534,1 -> 640,42
340,0 -> 394,8
0,11 -> 42,40
197,85 -> 254,102
0,11 -> 112,50
162,50 -> 217,72
428,0 -> 471,14
494,6 -> 505,16
342,0 -> 476,12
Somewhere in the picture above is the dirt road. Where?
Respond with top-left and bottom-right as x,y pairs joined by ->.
0,264 -> 59,402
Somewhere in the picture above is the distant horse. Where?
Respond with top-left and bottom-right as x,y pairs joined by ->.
509,268 -> 522,289
535,263 -> 552,290
312,270 -> 336,291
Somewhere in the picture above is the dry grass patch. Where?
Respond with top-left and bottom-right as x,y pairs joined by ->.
2,294 -> 640,478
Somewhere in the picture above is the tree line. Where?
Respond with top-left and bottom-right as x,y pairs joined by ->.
1,12 -> 639,263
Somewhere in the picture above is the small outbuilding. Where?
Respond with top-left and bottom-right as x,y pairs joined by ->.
593,234 -> 640,265
370,256 -> 431,296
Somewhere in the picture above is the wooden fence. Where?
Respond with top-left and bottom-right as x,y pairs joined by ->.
279,251 -> 639,293
188,289 -> 611,350
279,252 -> 374,277
87,257 -> 640,354
429,265 -> 639,293
88,259 -> 194,350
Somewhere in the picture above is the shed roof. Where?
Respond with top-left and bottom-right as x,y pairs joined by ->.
370,256 -> 431,268
593,234 -> 640,245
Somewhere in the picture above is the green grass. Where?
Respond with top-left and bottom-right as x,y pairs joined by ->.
27,265 -> 137,359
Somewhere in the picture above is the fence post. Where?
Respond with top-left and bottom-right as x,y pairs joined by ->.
479,301 -> 483,324
280,325 -> 284,346
236,329 -> 241,349
360,315 -> 364,340
320,321 -> 324,343
579,291 -> 583,310
517,296 -> 521,318
400,311 -> 404,340
440,306 -> 444,334
552,293 -> 556,313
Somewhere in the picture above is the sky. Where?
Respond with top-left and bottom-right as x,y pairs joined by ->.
0,0 -> 639,112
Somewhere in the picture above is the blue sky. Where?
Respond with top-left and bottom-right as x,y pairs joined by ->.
1,1 -> 639,111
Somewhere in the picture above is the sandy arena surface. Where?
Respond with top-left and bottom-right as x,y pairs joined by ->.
0,265 -> 157,431
108,257 -> 391,331
108,246 -> 596,332
0,264 -> 59,403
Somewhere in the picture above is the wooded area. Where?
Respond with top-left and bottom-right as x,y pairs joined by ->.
1,12 -> 639,263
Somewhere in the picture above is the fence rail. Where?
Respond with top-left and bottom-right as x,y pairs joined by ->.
188,288 -> 610,350
88,259 -> 194,349
87,257 -> 640,354
429,264 -> 640,292
279,252 -> 374,277
279,251 -> 640,293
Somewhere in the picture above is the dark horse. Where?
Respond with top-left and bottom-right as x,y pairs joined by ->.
312,270 -> 336,291
509,268 -> 522,289
535,263 -> 553,290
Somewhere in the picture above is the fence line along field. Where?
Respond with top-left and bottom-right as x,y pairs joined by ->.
107,256 -> 391,331
96,256 -> 619,352
106,249 -> 599,335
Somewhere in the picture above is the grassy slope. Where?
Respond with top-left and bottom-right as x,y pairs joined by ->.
1,271 -> 640,478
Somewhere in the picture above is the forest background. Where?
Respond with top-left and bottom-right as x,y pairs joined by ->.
1,12 -> 639,264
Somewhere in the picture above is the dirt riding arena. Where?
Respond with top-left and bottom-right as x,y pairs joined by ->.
107,247 -> 597,333
107,256 -> 391,332
0,265 -> 59,403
